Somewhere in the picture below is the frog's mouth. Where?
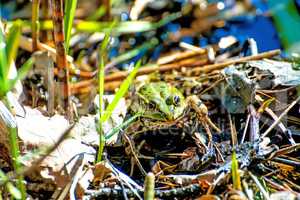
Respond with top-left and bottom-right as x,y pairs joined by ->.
160,104 -> 185,121
170,105 -> 185,120
142,107 -> 175,121
141,104 -> 185,121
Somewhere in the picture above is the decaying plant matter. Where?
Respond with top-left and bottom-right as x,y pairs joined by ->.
0,1 -> 300,199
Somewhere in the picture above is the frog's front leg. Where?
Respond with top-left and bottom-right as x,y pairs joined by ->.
186,95 -> 221,143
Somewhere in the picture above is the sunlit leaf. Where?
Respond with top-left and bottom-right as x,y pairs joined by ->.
98,55 -> 105,162
97,20 -> 116,162
0,22 -> 26,198
0,169 -> 22,199
99,56 -> 104,120
64,0 -> 77,53
20,12 -> 181,34
6,182 -> 22,200
258,97 -> 275,113
9,57 -> 34,90
77,12 -> 181,33
231,151 -> 242,190
105,114 -> 140,140
100,20 -> 117,54
87,5 -> 106,20
101,60 -> 141,123
6,20 -> 22,68
31,0 -> 39,51
0,23 -> 8,97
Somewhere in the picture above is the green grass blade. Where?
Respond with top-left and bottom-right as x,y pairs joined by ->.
0,23 -> 8,97
64,0 -> 77,53
144,172 -> 155,200
8,126 -> 26,199
249,172 -> 271,200
3,97 -> 26,199
9,57 -> 34,91
76,21 -> 152,33
99,56 -> 105,119
6,20 -> 22,69
96,21 -> 117,163
97,55 -> 105,162
20,12 -> 181,34
6,182 -> 22,200
100,20 -> 117,53
0,169 -> 22,199
99,20 -> 118,112
101,60 -> 142,123
19,20 -> 52,30
31,0 -> 40,51
87,5 -> 106,20
105,114 -> 140,140
155,12 -> 181,28
231,151 -> 242,190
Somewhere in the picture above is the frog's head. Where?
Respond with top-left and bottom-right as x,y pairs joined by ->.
137,82 -> 186,121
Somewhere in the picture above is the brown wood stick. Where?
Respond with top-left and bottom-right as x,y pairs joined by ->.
72,80 -> 121,94
19,35 -> 73,63
72,49 -> 280,92
157,49 -> 206,65
71,79 -> 122,94
262,95 -> 300,138
31,0 -> 40,51
51,0 -> 71,120
71,79 -> 95,90
19,35 -> 95,78
104,49 -> 280,82
104,58 -> 209,82
70,57 -> 209,92
191,49 -> 281,74
40,0 -> 50,41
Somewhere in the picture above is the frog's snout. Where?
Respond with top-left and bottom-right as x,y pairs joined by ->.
167,106 -> 182,120
165,111 -> 174,120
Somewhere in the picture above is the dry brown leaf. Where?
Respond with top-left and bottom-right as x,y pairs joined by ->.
16,106 -> 95,188
92,162 -> 113,185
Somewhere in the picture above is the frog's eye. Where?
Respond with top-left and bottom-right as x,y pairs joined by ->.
148,101 -> 156,109
173,95 -> 180,106
166,97 -> 173,105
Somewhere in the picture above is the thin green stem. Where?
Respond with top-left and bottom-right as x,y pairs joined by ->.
32,0 -> 40,51
97,130 -> 105,162
3,97 -> 26,199
96,21 -> 116,163
64,0 -> 77,53
105,114 -> 140,140
97,55 -> 105,162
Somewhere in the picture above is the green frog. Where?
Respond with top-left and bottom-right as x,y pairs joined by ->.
131,82 -> 186,121
130,82 -> 221,141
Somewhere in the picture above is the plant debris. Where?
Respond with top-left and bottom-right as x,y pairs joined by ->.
1,0 -> 300,199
